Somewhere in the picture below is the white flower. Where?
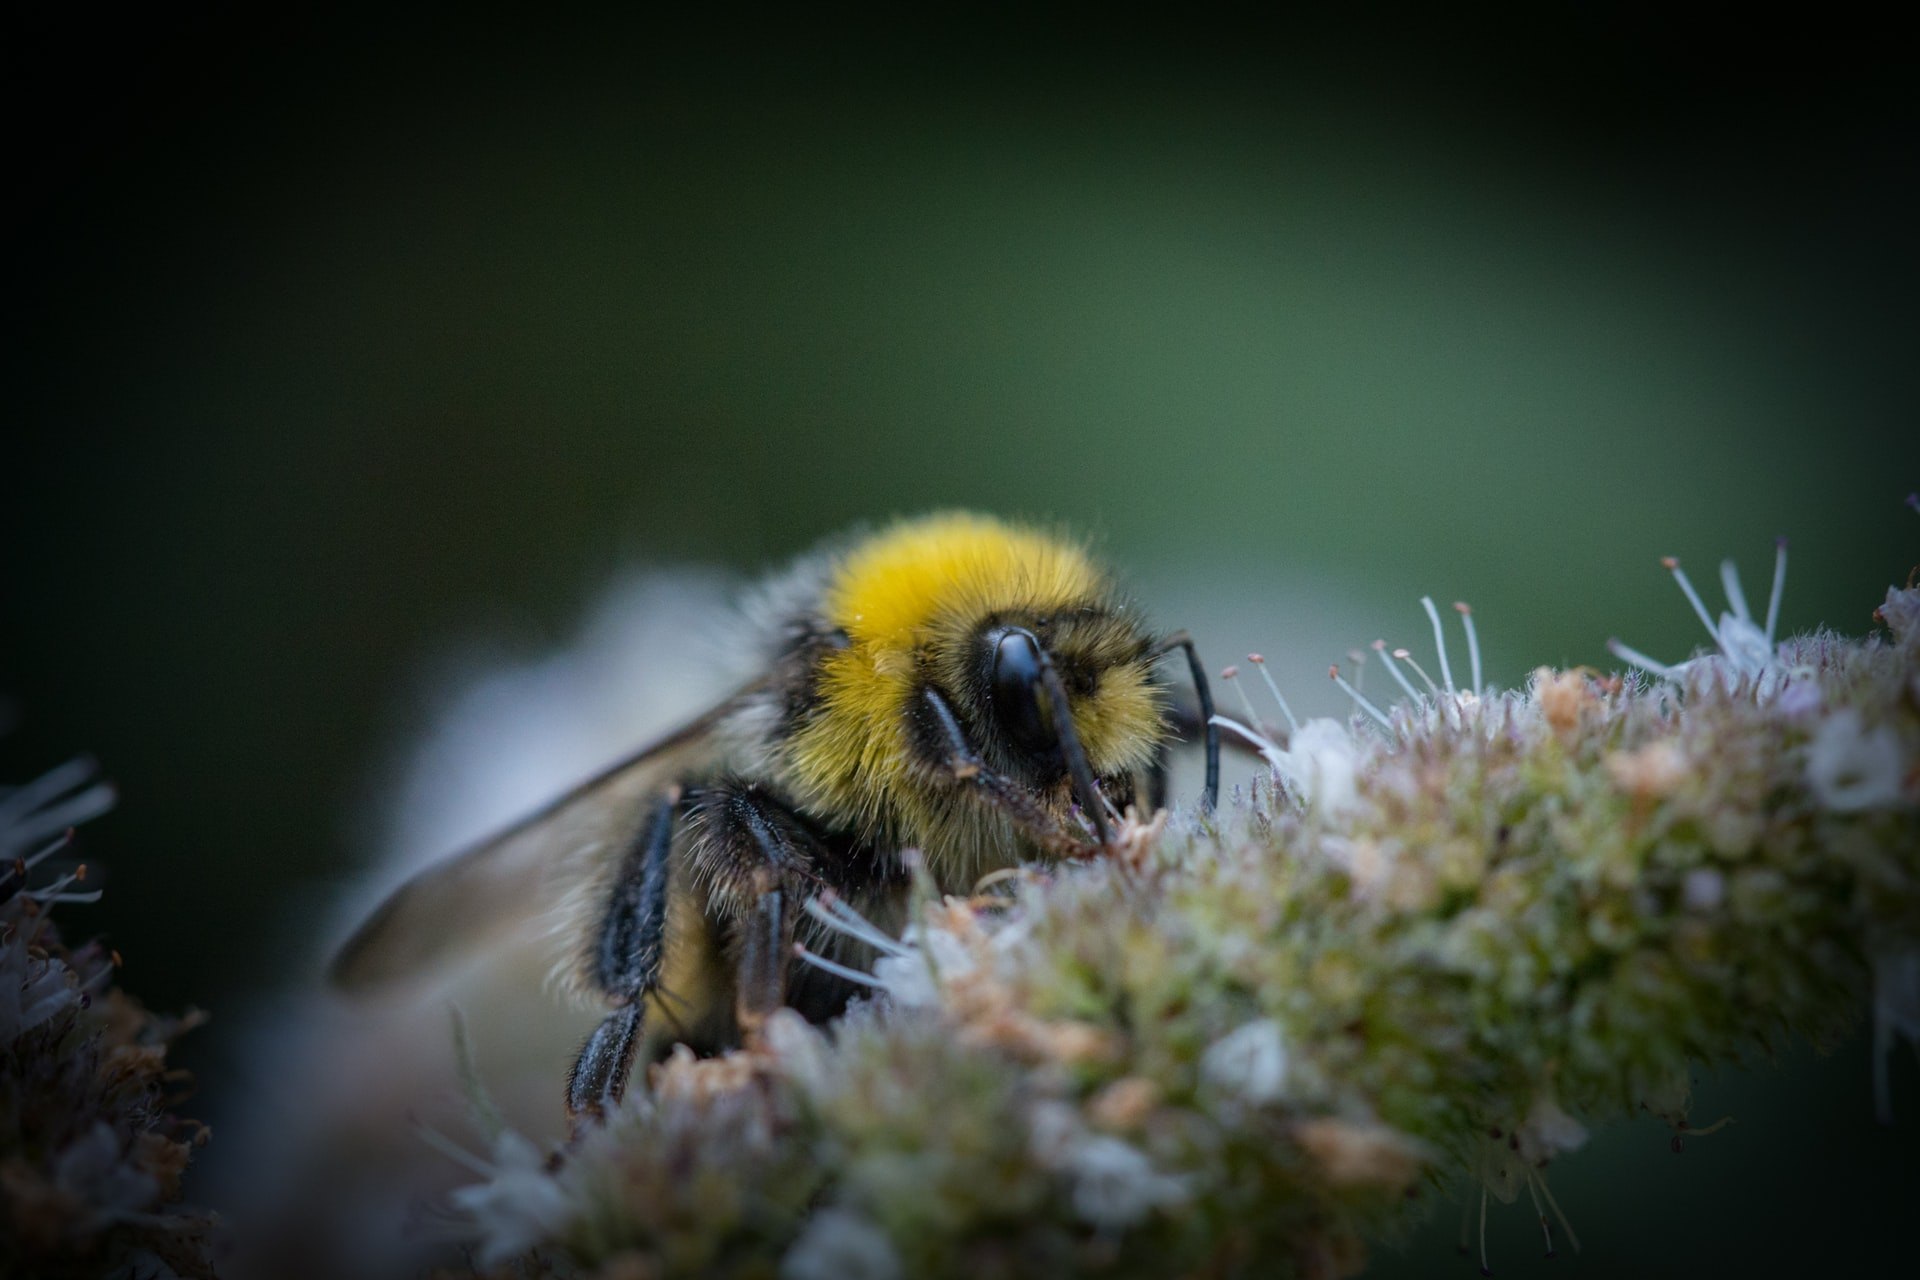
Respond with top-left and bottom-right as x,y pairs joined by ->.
1774,674 -> 1824,718
871,925 -> 977,1009
1877,582 -> 1920,648
1273,720 -> 1361,816
1210,714 -> 1361,816
1219,597 -> 1493,810
447,1131 -> 575,1268
792,892 -> 983,1011
52,1122 -> 161,1226
0,941 -> 85,1044
1608,543 -> 1790,687
1806,708 -> 1908,813
1026,1104 -> 1189,1231
1025,1099 -> 1076,1169
762,1008 -> 832,1095
1200,1018 -> 1290,1105
1514,1094 -> 1588,1165
1062,1134 -> 1190,1231
782,1208 -> 902,1280
1637,1070 -> 1693,1125
1681,869 -> 1726,913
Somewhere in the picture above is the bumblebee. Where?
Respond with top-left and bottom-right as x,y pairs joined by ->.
330,513 -> 1219,1127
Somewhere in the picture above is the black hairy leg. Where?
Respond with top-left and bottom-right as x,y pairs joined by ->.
1148,630 -> 1220,811
1142,734 -> 1170,814
566,788 -> 679,1132
682,782 -> 837,1046
911,684 -> 1107,859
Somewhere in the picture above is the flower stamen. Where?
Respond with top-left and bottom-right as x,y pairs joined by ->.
1245,654 -> 1300,734
1661,557 -> 1724,652
1220,666 -> 1268,735
1478,1183 -> 1492,1276
1371,641 -> 1423,702
1524,1169 -> 1555,1258
1209,714 -> 1284,773
1454,602 -> 1484,694
1605,638 -> 1680,681
1531,1169 -> 1581,1254
1329,665 -> 1392,729
0,757 -> 114,859
803,893 -> 913,958
792,943 -> 886,987
1764,537 -> 1788,646
1420,597 -> 1456,694
0,756 -> 96,827
1394,648 -> 1443,697
1718,559 -> 1754,630
21,828 -> 75,873
26,867 -> 103,905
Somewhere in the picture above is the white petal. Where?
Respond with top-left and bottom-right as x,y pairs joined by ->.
1806,709 -> 1908,812
782,1209 -> 902,1280
1273,718 -> 1361,816
1065,1135 -> 1189,1230
1200,1019 -> 1290,1105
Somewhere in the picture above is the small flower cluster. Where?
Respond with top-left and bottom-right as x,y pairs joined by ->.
444,538 -> 1920,1280
1,759 -> 220,1280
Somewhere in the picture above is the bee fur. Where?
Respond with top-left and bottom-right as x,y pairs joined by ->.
331,512 -> 1219,1131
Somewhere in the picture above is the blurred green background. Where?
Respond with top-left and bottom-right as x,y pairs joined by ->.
5,9 -> 1914,1275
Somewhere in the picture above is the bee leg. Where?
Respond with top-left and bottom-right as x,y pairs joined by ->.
1142,737 -> 1170,813
735,874 -> 789,1049
687,784 -> 827,1049
566,1006 -> 645,1136
565,790 -> 679,1132
913,685 -> 1103,859
1148,630 -> 1219,811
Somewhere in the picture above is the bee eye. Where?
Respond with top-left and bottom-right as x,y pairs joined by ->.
990,629 -> 1055,756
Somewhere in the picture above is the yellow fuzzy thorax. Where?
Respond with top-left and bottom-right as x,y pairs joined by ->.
787,513 -> 1164,855
826,512 -> 1102,647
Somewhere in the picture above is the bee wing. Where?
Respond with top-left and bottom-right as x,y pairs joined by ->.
327,702 -> 738,994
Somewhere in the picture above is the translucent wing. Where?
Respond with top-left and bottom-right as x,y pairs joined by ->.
327,703 -> 737,993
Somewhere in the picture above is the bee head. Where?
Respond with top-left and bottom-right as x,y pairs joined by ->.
814,512 -> 1217,821
971,609 -> 1167,791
